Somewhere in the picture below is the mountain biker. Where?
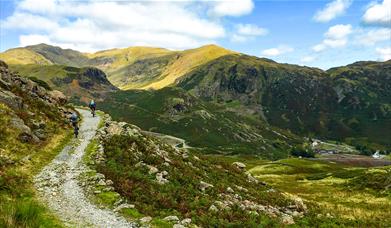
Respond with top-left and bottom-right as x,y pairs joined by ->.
70,112 -> 79,138
89,99 -> 96,117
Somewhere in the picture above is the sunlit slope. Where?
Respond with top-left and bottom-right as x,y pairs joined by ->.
87,46 -> 174,89
137,44 -> 236,90
0,48 -> 52,65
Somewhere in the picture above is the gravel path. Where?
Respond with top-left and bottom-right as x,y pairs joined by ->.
35,109 -> 136,228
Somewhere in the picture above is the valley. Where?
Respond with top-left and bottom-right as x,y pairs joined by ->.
1,42 -> 390,227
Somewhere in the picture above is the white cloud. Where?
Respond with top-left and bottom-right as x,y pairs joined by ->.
362,0 -> 391,26
231,23 -> 268,42
314,0 -> 352,22
2,0 -> 230,52
209,0 -> 254,17
355,28 -> 391,45
325,24 -> 353,39
300,56 -> 316,63
261,45 -> 294,57
376,46 -> 391,60
20,34 -> 51,47
236,24 -> 268,36
1,12 -> 58,31
312,24 -> 352,52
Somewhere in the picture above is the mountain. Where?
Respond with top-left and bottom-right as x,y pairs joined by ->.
0,47 -> 52,65
176,55 -> 391,147
0,44 -> 235,90
1,43 -> 390,148
8,64 -> 118,103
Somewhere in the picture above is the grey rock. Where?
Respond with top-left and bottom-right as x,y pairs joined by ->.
181,218 -> 191,225
232,162 -> 246,169
163,215 -> 179,222
209,205 -> 218,212
199,181 -> 214,191
139,216 -> 152,223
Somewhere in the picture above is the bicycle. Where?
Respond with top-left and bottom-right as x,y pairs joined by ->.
91,107 -> 96,117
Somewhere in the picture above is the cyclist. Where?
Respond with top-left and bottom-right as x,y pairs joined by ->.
89,99 -> 96,117
69,112 -> 79,138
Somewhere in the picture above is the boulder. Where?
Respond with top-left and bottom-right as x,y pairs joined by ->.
199,181 -> 214,191
0,90 -> 23,110
33,129 -> 47,140
147,165 -> 159,175
281,214 -> 295,225
232,162 -> 246,169
163,215 -> 179,222
209,205 -> 218,212
181,218 -> 191,225
139,216 -> 152,223
156,172 -> 169,185
49,90 -> 68,105
10,116 -> 31,134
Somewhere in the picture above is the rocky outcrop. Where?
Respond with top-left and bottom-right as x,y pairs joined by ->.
0,60 -> 72,144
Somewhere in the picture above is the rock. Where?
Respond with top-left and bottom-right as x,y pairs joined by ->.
18,132 -> 40,143
232,162 -> 246,169
33,128 -> 47,140
106,179 -> 114,186
247,173 -> 259,184
235,185 -> 249,192
48,90 -> 67,105
226,187 -> 234,193
94,190 -> 102,194
139,216 -> 152,223
199,181 -> 214,191
181,218 -> 191,225
173,224 -> 185,228
182,153 -> 189,159
113,203 -> 135,212
0,90 -> 23,109
293,197 -> 307,212
156,172 -> 169,185
281,214 -> 295,225
209,205 -> 218,212
10,116 -> 31,134
106,122 -> 124,136
292,211 -> 301,217
148,165 -> 159,175
98,179 -> 107,186
193,156 -> 200,161
163,215 -> 179,222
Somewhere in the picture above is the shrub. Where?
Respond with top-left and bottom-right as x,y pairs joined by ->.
290,145 -> 315,158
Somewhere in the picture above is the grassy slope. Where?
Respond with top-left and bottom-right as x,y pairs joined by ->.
0,48 -> 52,65
100,87 -> 301,159
92,132 -> 290,227
139,45 -> 235,90
247,158 -> 391,226
0,98 -> 72,227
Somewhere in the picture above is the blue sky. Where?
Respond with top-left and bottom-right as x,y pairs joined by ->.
0,0 -> 390,69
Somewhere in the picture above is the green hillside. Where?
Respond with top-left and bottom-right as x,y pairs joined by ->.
177,55 -> 391,148
99,87 -> 301,159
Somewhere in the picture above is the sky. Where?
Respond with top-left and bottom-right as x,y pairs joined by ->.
0,0 -> 390,69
